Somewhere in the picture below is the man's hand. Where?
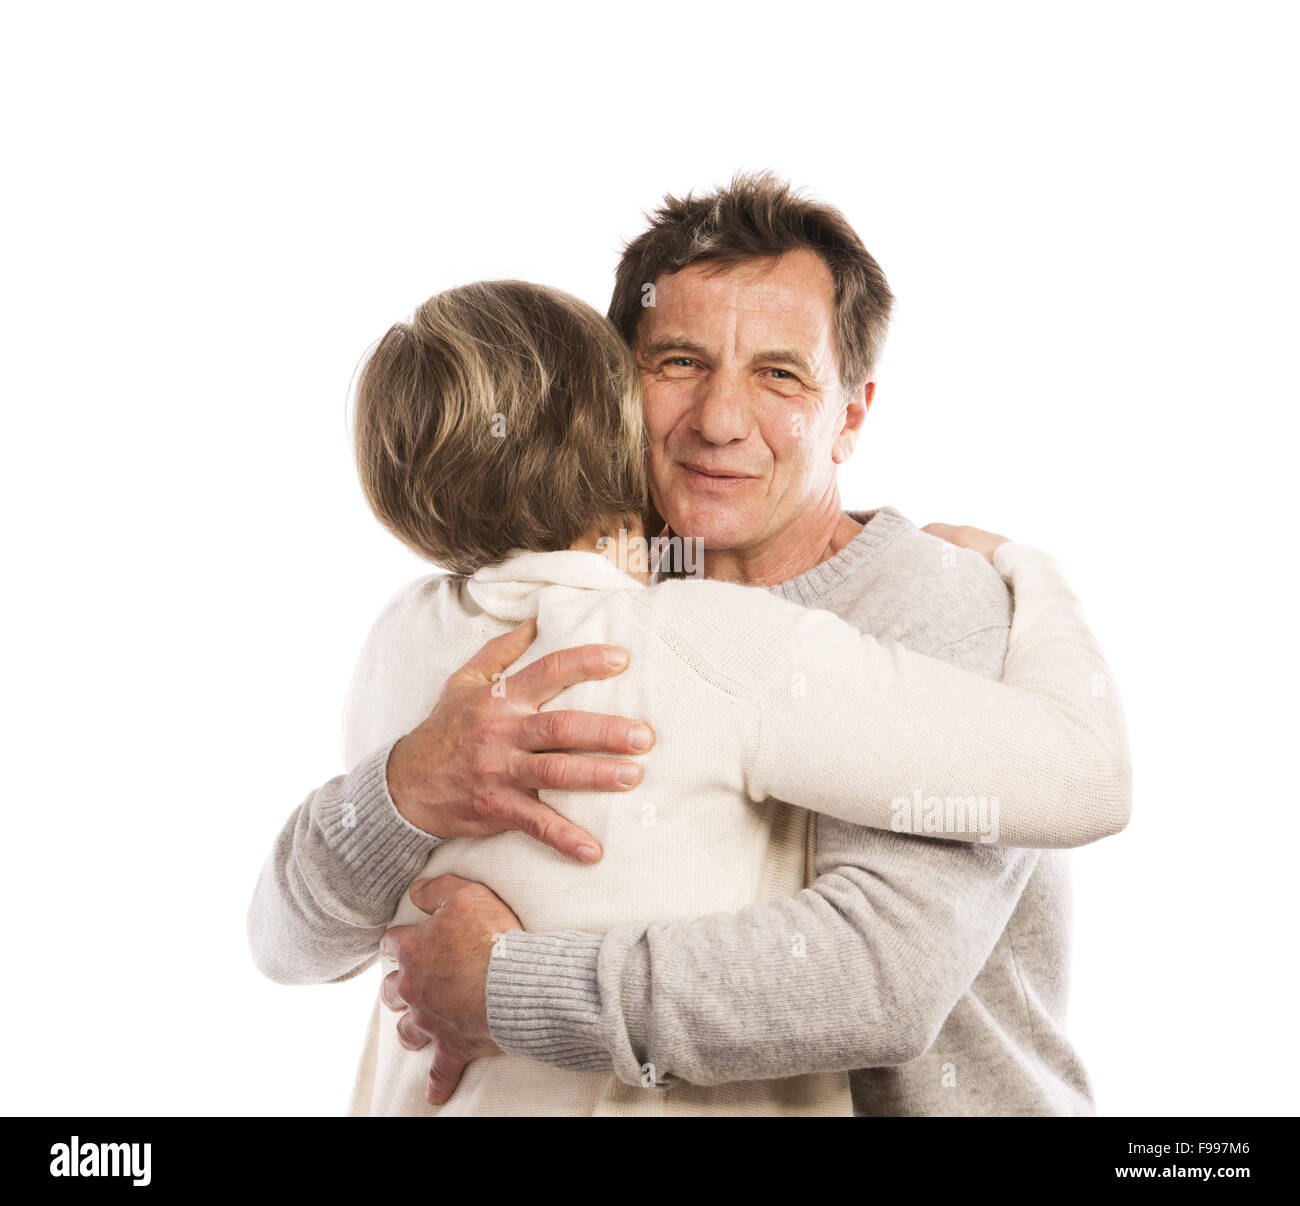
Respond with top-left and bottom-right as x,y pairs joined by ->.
923,522 -> 1011,565
379,875 -> 521,1106
386,618 -> 655,863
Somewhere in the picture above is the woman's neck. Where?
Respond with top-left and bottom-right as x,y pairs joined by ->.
570,517 -> 650,584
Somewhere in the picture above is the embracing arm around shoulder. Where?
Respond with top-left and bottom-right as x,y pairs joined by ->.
487,579 -> 1043,1086
489,532 -> 1130,1085
748,540 -> 1132,849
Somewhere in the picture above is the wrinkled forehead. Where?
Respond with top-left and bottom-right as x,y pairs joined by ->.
637,251 -> 838,361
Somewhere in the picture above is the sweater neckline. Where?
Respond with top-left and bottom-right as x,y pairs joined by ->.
464,507 -> 912,619
764,506 -> 912,606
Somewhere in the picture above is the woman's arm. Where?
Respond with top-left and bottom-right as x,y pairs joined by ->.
747,535 -> 1131,849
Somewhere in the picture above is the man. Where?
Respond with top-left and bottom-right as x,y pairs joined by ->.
251,173 -> 1095,1115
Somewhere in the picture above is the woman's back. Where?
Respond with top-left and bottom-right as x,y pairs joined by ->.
344,550 -> 852,1115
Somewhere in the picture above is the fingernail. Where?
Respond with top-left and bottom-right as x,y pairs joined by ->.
616,762 -> 641,786
410,879 -> 429,893
604,648 -> 628,669
576,843 -> 601,863
629,724 -> 653,751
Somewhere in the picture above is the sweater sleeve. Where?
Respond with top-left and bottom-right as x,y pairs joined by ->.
747,541 -> 1132,849
245,738 -> 440,985
487,600 -> 1042,1086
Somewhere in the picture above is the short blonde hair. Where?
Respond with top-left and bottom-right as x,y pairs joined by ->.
354,280 -> 648,575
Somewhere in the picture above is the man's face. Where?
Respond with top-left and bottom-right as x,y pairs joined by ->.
634,249 -> 869,554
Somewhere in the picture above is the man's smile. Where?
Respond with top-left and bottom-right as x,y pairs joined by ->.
677,461 -> 759,489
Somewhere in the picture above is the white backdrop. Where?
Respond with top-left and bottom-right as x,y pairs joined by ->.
2,1 -> 1296,1116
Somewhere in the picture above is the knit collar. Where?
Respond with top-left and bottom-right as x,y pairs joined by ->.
466,549 -> 645,621
464,507 -> 912,619
765,506 -> 913,606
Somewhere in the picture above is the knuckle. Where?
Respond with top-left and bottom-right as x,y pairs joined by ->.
438,879 -> 466,902
547,711 -> 576,748
435,1051 -> 462,1075
476,787 -> 508,820
529,812 -> 560,846
467,740 -> 504,783
534,751 -> 566,787
395,932 -> 420,964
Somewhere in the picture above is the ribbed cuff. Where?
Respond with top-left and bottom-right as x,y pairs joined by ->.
485,931 -> 614,1071
315,739 -> 441,902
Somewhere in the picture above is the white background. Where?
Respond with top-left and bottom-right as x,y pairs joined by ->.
2,1 -> 1296,1116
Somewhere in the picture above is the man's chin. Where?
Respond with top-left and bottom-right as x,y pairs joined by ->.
657,507 -> 756,553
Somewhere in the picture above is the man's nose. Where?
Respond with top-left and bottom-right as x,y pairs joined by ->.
690,370 -> 750,445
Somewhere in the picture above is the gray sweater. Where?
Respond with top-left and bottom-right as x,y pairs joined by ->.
249,507 -> 1097,1114
484,508 -> 1093,1115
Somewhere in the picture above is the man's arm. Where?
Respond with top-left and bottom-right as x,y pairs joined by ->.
481,619 -> 1031,1088
247,619 -> 654,985
247,740 -> 440,985
486,830 -> 1038,1086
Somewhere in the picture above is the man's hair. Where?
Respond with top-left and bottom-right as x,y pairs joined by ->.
609,171 -> 894,390
354,280 -> 648,575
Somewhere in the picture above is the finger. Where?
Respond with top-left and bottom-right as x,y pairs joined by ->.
457,618 -> 538,685
381,970 -> 406,1011
426,1050 -> 469,1106
517,709 -> 655,756
520,750 -> 644,794
493,795 -> 608,863
434,783 -> 605,862
505,644 -> 631,709
396,1011 -> 432,1052
408,873 -> 470,914
922,522 -> 959,541
379,924 -> 414,963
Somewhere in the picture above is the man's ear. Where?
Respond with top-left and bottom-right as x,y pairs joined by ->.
831,380 -> 875,464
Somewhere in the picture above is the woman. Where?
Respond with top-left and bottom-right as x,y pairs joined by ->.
251,280 -> 1130,1116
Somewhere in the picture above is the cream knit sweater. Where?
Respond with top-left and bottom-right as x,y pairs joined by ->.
337,539 -> 1129,1116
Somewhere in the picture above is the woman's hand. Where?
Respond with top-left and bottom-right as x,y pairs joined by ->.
922,522 -> 1011,565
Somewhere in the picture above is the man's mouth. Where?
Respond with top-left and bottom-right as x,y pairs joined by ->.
679,462 -> 755,486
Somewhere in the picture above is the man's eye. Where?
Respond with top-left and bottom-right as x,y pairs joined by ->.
666,357 -> 696,368
764,368 -> 800,385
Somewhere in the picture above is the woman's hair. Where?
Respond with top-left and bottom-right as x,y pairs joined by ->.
354,280 -> 648,575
